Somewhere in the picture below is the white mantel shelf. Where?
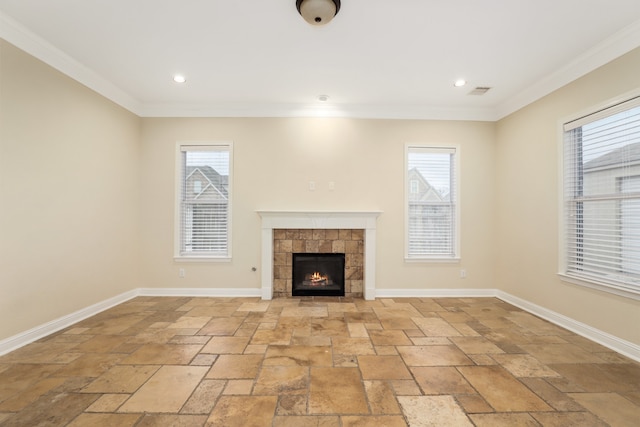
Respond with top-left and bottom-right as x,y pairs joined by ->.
257,211 -> 381,300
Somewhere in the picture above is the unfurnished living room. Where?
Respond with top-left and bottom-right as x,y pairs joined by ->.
1,1 -> 640,426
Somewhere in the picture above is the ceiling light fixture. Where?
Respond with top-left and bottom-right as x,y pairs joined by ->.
296,0 -> 341,25
318,94 -> 329,102
173,75 -> 186,83
454,79 -> 467,87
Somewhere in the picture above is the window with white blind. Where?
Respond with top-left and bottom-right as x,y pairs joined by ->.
562,96 -> 640,298
405,145 -> 459,260
176,143 -> 232,260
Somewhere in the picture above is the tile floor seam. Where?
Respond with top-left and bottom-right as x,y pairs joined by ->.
0,296 -> 638,427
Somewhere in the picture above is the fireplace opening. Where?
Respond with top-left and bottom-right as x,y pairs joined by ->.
292,253 -> 345,297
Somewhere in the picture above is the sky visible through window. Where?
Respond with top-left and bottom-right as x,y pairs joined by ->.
582,105 -> 640,163
186,151 -> 229,176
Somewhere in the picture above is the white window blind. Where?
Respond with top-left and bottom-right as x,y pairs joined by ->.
563,97 -> 640,295
179,144 -> 231,258
406,146 -> 458,259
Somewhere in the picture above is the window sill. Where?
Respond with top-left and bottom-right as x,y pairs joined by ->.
558,273 -> 640,301
405,257 -> 460,264
174,256 -> 231,263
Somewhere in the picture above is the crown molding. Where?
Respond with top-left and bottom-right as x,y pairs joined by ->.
0,11 -> 142,114
495,18 -> 640,120
3,9 -> 640,122
138,102 -> 497,121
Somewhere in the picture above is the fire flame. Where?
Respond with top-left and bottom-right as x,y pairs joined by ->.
310,272 -> 326,283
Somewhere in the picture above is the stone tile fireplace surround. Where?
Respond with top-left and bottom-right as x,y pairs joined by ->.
257,211 -> 381,300
275,228 -> 362,298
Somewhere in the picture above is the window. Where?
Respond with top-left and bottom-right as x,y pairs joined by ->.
562,96 -> 640,297
405,145 -> 459,260
176,143 -> 232,260
410,180 -> 419,194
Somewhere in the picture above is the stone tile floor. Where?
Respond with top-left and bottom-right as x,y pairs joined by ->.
0,296 -> 639,426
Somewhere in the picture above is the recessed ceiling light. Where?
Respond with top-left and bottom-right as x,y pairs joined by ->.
318,94 -> 330,102
173,75 -> 186,83
454,79 -> 466,87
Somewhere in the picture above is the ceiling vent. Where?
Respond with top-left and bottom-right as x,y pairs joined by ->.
468,86 -> 492,96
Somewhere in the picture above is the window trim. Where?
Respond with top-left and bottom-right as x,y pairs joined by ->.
174,141 -> 233,262
404,143 -> 461,262
558,90 -> 640,300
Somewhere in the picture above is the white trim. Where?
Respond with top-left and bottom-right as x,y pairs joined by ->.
0,11 -> 142,115
375,288 -> 497,298
404,143 -> 461,261
257,211 -> 381,301
137,288 -> 262,298
0,287 -> 261,356
564,95 -> 640,131
1,288 -> 638,362
174,141 -> 233,260
404,257 -> 461,264
3,9 -> 640,122
495,19 -> 640,120
496,290 -> 640,363
261,227 -> 275,300
558,90 -> 640,300
375,288 -> 640,362
559,88 -> 640,131
257,211 -> 381,230
173,256 -> 232,263
139,103 -> 497,122
557,118 -> 567,283
0,290 -> 138,356
558,273 -> 640,301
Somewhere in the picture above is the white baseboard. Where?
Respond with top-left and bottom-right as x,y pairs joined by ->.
0,289 -> 138,356
374,288 -> 499,298
495,290 -> 640,363
137,288 -> 262,298
2,287 -> 638,363
375,288 -> 639,362
0,287 -> 262,356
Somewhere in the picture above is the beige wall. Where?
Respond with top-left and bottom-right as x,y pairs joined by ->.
495,47 -> 640,345
3,34 -> 639,349
139,118 -> 496,293
0,40 -> 141,340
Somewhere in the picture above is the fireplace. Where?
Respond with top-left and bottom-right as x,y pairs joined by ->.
292,253 -> 345,297
257,211 -> 381,300
271,228 -> 363,298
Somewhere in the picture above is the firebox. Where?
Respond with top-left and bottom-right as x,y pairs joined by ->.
292,253 -> 345,297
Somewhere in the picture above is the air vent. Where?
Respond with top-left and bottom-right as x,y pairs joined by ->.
468,86 -> 492,96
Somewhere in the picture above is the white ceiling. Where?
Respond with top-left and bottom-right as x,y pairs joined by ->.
2,0 -> 640,121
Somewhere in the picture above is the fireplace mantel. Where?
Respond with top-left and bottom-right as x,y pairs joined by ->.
257,211 -> 381,300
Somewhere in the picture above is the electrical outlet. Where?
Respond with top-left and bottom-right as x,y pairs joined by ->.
460,269 -> 466,279
179,268 -> 185,278
309,181 -> 316,191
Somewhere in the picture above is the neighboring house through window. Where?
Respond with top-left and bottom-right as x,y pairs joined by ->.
405,145 -> 459,260
176,142 -> 232,260
562,96 -> 640,297
620,175 -> 640,277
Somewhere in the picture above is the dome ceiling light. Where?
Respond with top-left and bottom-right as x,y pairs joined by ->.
296,0 -> 341,25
